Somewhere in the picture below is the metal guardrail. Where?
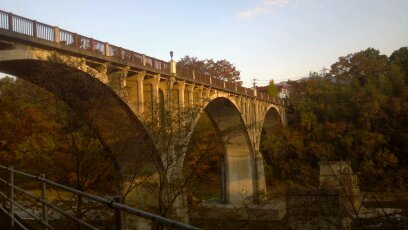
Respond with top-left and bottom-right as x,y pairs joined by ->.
0,9 -> 284,106
0,165 -> 199,230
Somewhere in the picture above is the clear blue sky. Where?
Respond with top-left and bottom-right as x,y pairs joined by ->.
1,0 -> 407,87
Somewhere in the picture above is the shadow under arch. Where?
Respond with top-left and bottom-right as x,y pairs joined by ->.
259,106 -> 284,191
184,97 -> 256,204
0,54 -> 162,177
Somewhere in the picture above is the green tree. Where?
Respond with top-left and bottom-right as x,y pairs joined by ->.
266,80 -> 279,97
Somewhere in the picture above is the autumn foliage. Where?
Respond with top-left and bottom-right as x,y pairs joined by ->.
262,47 -> 408,192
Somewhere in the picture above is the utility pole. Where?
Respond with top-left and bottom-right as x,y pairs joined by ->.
321,66 -> 329,77
252,78 -> 257,90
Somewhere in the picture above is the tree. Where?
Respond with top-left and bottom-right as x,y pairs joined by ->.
178,56 -> 207,74
389,47 -> 408,82
0,77 -> 119,227
178,56 -> 242,85
260,47 -> 408,193
266,80 -> 279,97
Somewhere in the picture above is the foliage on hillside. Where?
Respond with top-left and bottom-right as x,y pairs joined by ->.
0,77 -> 118,194
262,47 -> 408,191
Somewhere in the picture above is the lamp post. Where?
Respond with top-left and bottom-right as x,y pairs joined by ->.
169,51 -> 176,74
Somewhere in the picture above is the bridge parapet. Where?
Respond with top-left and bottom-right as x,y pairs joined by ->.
0,9 -> 285,106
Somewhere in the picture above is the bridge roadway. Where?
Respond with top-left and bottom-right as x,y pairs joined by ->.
0,10 -> 286,224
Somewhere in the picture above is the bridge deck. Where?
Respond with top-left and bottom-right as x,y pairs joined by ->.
0,10 -> 284,106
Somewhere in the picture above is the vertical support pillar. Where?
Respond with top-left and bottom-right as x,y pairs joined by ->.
151,75 -> 161,123
241,97 -> 246,121
136,72 -> 145,114
168,77 -> 176,110
202,87 -> 210,106
150,74 -> 160,105
40,174 -> 48,228
236,96 -> 241,112
9,166 -> 14,228
32,20 -> 37,38
105,43 -> 110,56
142,74 -> 160,122
142,55 -> 147,66
114,195 -> 123,230
185,84 -> 195,127
170,60 -> 177,75
176,81 -> 186,132
8,13 -> 13,31
246,98 -> 251,124
194,85 -> 204,107
255,151 -> 267,196
159,77 -> 174,111
74,33 -> 79,48
54,27 -> 60,43
126,71 -> 146,115
178,81 -> 186,110
186,84 -> 195,109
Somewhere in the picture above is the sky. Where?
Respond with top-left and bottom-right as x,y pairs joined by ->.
1,0 -> 407,87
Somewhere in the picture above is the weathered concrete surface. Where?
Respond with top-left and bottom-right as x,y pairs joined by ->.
319,161 -> 360,208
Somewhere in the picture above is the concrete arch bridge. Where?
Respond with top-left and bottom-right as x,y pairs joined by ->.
0,10 -> 286,211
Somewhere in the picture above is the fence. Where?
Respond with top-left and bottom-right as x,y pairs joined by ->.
0,10 -> 284,105
0,165 -> 199,230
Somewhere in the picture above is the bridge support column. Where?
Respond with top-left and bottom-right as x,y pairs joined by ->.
136,71 -> 145,114
125,71 -> 145,115
176,81 -> 186,130
143,74 -> 160,121
255,151 -> 267,196
150,74 -> 160,105
107,67 -> 129,102
177,81 -> 185,110
185,83 -> 194,109
202,87 -> 211,106
159,77 -> 176,111
194,85 -> 203,107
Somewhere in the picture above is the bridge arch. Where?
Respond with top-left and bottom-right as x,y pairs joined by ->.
259,106 -> 283,143
182,96 -> 256,204
258,106 -> 284,191
0,49 -> 161,174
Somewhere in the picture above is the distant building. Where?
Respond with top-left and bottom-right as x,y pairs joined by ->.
255,85 -> 268,94
255,83 -> 290,99
276,82 -> 290,99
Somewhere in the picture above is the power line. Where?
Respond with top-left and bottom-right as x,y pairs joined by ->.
254,75 -> 309,83
243,74 -> 310,87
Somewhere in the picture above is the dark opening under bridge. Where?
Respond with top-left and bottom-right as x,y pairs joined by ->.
0,10 -> 287,228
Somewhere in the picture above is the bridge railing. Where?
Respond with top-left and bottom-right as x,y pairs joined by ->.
0,165 -> 199,230
0,10 -> 285,106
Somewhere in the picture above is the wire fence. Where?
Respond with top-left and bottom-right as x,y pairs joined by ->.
0,165 -> 199,230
